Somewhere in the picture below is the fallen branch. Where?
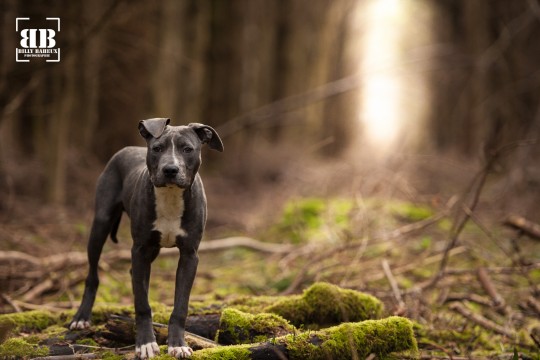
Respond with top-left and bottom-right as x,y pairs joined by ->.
381,259 -> 406,314
281,205 -> 453,295
526,296 -> 540,315
449,302 -> 513,337
476,267 -> 505,308
0,237 -> 290,270
103,315 -> 218,350
194,316 -> 417,360
504,215 -> 540,239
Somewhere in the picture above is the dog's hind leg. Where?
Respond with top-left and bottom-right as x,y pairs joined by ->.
70,168 -> 123,330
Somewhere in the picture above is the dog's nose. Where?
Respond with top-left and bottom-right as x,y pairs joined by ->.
163,165 -> 179,177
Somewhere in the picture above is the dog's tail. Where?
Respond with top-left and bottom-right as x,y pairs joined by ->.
110,213 -> 122,244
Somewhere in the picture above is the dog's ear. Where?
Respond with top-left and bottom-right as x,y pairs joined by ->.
188,123 -> 224,152
138,118 -> 170,139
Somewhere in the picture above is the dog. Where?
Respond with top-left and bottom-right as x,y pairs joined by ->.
69,118 -> 223,358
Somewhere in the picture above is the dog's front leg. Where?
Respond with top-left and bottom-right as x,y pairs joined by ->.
132,245 -> 160,359
167,245 -> 199,358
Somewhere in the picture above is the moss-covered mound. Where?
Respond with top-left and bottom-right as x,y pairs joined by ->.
0,338 -> 49,358
216,308 -> 294,345
0,310 -> 66,333
192,316 -> 417,360
265,282 -> 383,327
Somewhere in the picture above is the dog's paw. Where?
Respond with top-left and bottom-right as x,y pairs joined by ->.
135,342 -> 160,359
168,346 -> 193,358
69,320 -> 90,330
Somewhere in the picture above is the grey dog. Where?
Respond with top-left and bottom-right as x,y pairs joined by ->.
70,118 -> 223,358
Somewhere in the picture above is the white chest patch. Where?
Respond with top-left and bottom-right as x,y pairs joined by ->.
153,186 -> 187,248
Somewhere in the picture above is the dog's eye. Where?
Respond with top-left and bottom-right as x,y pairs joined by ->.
152,145 -> 163,153
183,147 -> 193,154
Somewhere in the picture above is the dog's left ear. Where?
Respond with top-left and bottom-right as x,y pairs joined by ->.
139,118 -> 170,139
189,123 -> 224,152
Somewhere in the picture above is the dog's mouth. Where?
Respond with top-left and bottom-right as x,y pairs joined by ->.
152,176 -> 189,189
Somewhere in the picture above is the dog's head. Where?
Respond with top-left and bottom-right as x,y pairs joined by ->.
139,118 -> 223,189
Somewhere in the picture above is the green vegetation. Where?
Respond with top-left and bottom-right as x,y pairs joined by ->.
193,316 -> 417,360
216,308 -> 294,344
275,197 -> 354,243
0,310 -> 65,332
265,282 -> 383,327
0,338 -> 49,358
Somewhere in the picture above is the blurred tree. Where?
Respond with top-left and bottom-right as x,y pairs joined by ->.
1,0 -> 539,206
430,0 -> 540,157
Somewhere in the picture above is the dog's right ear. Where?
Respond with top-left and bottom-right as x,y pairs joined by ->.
138,118 -> 170,139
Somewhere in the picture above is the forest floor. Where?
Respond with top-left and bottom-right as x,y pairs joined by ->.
0,151 -> 539,359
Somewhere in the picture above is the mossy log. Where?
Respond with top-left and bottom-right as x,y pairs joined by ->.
216,308 -> 294,345
192,316 -> 417,360
100,317 -> 218,350
264,282 -> 383,327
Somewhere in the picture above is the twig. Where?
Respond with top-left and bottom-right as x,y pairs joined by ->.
526,296 -> 540,315
0,294 -> 21,312
449,302 -> 514,337
423,140 -> 534,291
0,237 -> 291,273
476,267 -> 505,309
11,300 -> 69,312
504,215 -> 540,240
381,259 -> 405,312
444,293 -> 492,307
281,208 -> 451,295
216,74 -> 362,138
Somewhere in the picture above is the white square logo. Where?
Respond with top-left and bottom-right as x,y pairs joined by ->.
16,17 -> 61,63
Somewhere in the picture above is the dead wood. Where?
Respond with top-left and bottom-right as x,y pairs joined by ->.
476,267 -> 506,310
449,302 -> 513,337
194,316 -> 416,360
104,314 -> 218,350
381,259 -> 406,314
0,237 -> 292,301
504,215 -> 540,239
526,296 -> 540,315
444,293 -> 492,307
280,206 -> 453,295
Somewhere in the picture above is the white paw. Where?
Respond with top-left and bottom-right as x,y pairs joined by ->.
136,342 -> 160,359
168,346 -> 193,358
69,320 -> 90,330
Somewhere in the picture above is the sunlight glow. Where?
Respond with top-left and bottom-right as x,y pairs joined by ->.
361,0 -> 407,151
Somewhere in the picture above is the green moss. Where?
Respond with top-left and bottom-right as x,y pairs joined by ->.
42,324 -> 67,338
226,296 -> 282,314
193,316 -> 416,360
101,350 -> 124,360
282,316 -> 417,360
192,344 -> 252,360
153,353 -> 176,360
0,338 -> 49,358
92,304 -> 134,324
0,310 -> 63,332
275,198 -> 355,243
76,338 -> 99,346
265,282 -> 383,327
216,308 -> 294,345
389,201 -> 433,222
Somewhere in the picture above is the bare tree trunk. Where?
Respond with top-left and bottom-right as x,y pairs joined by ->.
152,0 -> 184,119
81,0 -> 104,151
47,45 -> 77,205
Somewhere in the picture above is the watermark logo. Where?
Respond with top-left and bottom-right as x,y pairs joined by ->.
16,17 -> 60,62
